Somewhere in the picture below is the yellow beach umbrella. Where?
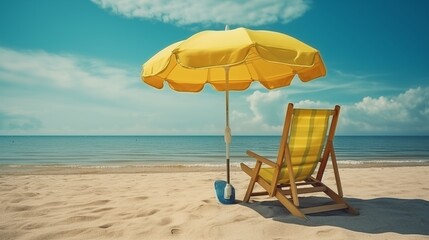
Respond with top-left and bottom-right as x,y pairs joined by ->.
141,26 -> 326,204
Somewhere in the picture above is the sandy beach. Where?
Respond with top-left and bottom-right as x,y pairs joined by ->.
1,165 -> 428,240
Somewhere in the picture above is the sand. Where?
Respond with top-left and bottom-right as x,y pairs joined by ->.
1,165 -> 428,240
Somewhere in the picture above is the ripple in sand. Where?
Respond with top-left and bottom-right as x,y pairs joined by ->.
159,217 -> 172,225
132,196 -> 148,201
316,229 -> 334,236
99,223 -> 113,229
21,222 -> 45,230
65,215 -> 101,223
6,205 -> 34,212
10,198 -> 24,203
136,209 -> 159,217
23,192 -> 39,197
91,207 -> 114,213
74,199 -> 110,208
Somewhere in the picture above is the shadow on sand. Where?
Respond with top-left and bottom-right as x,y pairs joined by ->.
240,197 -> 429,235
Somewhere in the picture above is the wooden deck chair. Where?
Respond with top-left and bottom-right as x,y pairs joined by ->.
241,103 -> 358,219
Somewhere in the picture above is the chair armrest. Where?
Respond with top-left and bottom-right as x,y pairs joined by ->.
246,150 -> 277,168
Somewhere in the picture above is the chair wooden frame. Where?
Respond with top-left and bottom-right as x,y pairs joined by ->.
240,103 -> 359,219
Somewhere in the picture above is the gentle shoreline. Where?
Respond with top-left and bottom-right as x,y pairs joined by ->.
1,161 -> 429,175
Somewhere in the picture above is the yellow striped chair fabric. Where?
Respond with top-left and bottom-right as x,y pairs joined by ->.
259,109 -> 333,184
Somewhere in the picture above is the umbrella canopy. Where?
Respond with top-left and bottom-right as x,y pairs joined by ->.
142,27 -> 326,92
141,27 -> 326,203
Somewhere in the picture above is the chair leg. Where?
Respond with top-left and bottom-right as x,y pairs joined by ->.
240,163 -> 260,202
322,183 -> 359,216
345,203 -> 359,216
330,147 -> 343,197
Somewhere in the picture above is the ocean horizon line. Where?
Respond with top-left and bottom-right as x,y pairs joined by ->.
2,134 -> 429,137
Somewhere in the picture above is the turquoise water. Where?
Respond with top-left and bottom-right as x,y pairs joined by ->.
0,136 -> 428,167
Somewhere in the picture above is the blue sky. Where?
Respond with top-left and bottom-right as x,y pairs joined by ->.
1,0 -> 428,135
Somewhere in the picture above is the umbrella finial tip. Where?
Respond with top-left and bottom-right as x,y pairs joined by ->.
225,25 -> 230,31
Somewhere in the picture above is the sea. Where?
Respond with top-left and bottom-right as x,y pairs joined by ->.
0,136 -> 428,167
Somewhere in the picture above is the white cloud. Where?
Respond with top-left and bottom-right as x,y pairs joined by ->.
230,86 -> 429,135
354,96 -> 406,120
246,90 -> 282,123
91,0 -> 310,26
230,90 -> 285,134
294,99 -> 330,108
0,47 -> 225,135
339,87 -> 429,135
0,48 -> 139,102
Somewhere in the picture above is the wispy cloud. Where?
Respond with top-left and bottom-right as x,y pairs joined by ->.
0,48 -> 139,102
332,69 -> 389,80
0,112 -> 42,131
91,0 -> 310,27
0,47 -> 226,135
0,47 -> 145,134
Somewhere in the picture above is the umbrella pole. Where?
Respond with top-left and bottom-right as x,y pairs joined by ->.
213,66 -> 235,204
224,25 -> 231,185
223,66 -> 234,201
224,66 -> 231,184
